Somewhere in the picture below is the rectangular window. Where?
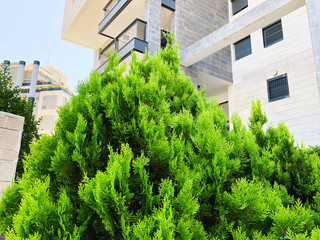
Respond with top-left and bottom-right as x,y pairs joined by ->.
39,116 -> 56,131
42,95 -> 57,109
267,74 -> 289,102
161,30 -> 168,49
232,0 -> 248,15
263,20 -> 283,48
234,36 -> 252,60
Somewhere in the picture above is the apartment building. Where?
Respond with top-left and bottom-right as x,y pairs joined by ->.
10,62 -> 72,135
62,0 -> 320,146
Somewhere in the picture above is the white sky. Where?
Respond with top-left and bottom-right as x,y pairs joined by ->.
0,0 -> 94,91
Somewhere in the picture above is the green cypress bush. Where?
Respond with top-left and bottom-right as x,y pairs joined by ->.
1,36 -> 320,239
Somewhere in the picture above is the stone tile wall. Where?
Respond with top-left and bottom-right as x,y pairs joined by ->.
306,0 -> 320,97
145,0 -> 162,56
173,0 -> 233,84
0,111 -> 24,198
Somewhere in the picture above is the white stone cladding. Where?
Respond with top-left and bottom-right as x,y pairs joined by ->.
0,111 -> 24,198
229,6 -> 320,146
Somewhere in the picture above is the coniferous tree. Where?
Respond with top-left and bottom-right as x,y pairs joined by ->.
1,37 -> 320,239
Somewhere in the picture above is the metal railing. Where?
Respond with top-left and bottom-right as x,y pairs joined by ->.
22,87 -> 72,96
99,0 -> 131,34
99,18 -> 147,64
103,0 -> 119,16
22,81 -> 53,87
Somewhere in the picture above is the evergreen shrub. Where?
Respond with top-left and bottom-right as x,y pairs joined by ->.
1,36 -> 320,239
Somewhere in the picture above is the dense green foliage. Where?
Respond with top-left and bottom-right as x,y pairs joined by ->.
1,39 -> 320,239
0,63 -> 40,178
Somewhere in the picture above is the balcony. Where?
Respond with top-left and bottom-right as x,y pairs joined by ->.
98,0 -> 146,38
97,19 -> 148,74
62,0 -> 108,49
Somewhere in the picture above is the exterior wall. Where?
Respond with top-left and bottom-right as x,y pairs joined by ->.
228,6 -> 320,146
0,111 -> 24,198
62,0 -> 87,33
174,0 -> 232,85
20,90 -> 71,135
42,66 -> 69,85
306,0 -> 320,97
229,0 -> 267,21
9,63 -> 72,135
145,0 -> 162,56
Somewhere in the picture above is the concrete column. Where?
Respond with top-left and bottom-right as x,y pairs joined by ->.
28,60 -> 40,104
15,61 -> 26,90
306,0 -> 320,97
0,111 -> 24,198
144,0 -> 162,56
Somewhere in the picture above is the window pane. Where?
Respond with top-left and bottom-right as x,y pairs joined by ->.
267,74 -> 289,101
39,115 -> 56,131
42,95 -> 57,109
263,20 -> 283,47
234,36 -> 252,60
232,0 -> 248,15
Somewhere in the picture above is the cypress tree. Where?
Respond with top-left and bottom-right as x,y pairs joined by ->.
1,36 -> 320,239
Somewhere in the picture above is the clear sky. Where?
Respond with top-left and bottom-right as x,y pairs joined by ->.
0,0 -> 94,91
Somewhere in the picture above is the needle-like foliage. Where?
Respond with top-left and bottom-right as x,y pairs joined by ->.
1,36 -> 320,239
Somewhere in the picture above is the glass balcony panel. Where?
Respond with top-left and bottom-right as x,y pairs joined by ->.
100,40 -> 116,63
117,20 -> 145,50
97,19 -> 147,74
104,0 -> 119,16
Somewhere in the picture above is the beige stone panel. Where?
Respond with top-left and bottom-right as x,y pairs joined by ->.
0,129 -> 22,152
0,160 -> 17,182
0,111 -> 24,131
0,149 -> 19,161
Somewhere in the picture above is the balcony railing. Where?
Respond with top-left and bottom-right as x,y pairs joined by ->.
103,0 -> 119,16
97,19 -> 148,74
99,0 -> 131,35
22,81 -> 54,87
22,87 -> 72,96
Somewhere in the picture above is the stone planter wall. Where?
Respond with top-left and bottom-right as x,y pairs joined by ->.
0,111 -> 24,198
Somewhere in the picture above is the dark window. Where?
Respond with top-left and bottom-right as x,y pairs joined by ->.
234,36 -> 252,60
263,20 -> 283,48
232,0 -> 248,15
161,30 -> 168,49
267,74 -> 289,102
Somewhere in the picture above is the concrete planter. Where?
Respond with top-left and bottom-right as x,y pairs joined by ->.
0,111 -> 24,198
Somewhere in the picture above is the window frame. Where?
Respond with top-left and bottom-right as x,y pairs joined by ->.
267,73 -> 290,102
161,30 -> 169,49
234,35 -> 252,61
263,19 -> 284,48
232,0 -> 248,15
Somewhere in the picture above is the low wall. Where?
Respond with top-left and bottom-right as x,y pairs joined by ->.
0,111 -> 24,198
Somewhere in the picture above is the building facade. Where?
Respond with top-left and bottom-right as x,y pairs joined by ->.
62,0 -> 320,146
10,63 -> 72,135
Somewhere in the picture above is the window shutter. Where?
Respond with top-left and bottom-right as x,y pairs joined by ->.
234,36 -> 252,60
267,74 -> 289,102
263,20 -> 283,47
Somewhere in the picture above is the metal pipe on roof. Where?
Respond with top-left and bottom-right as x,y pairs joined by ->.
28,60 -> 40,105
15,61 -> 26,91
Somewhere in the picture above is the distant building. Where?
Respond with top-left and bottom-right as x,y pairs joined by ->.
9,63 -> 73,135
